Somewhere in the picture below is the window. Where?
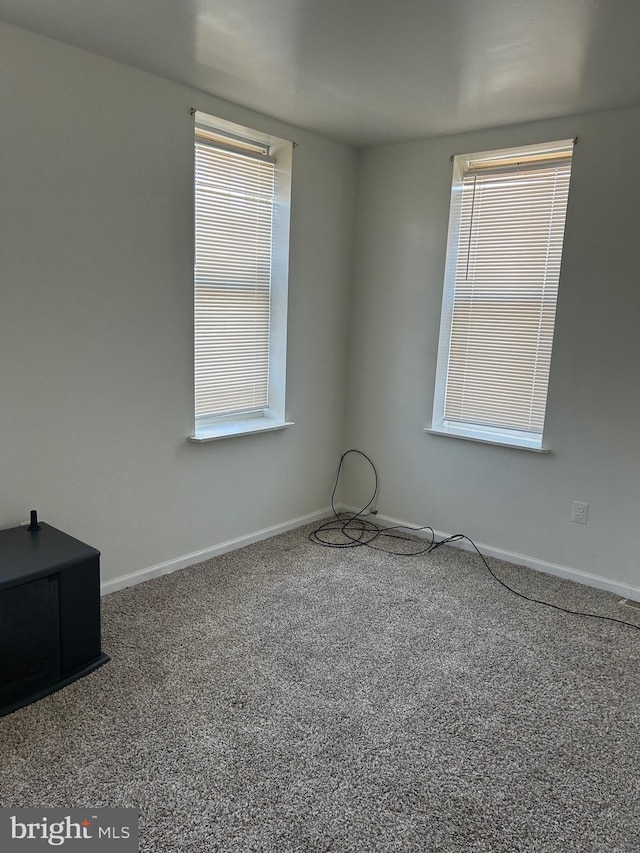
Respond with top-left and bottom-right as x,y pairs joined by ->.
430,138 -> 575,451
191,111 -> 293,442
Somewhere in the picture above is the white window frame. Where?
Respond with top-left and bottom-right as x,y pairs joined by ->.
189,111 -> 294,442
428,139 -> 575,452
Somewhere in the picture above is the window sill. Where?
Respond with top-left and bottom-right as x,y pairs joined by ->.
189,419 -> 294,443
425,426 -> 549,453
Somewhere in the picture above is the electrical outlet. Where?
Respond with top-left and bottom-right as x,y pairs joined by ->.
571,501 -> 589,524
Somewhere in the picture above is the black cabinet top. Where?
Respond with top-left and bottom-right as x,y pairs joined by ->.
0,523 -> 100,589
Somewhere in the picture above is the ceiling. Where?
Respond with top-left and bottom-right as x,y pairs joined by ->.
2,0 -> 640,147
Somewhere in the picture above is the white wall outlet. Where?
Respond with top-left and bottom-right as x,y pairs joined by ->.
571,501 -> 589,524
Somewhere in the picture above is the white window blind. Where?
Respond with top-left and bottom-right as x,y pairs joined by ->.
194,128 -> 275,421
434,140 -> 574,447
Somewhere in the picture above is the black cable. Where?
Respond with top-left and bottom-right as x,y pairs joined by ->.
309,450 -> 438,555
309,450 -> 640,632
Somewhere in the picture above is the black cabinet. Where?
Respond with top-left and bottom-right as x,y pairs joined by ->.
0,522 -> 109,717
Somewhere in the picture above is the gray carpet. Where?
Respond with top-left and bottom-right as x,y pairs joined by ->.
1,522 -> 639,852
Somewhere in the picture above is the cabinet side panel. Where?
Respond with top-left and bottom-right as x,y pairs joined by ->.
59,555 -> 102,674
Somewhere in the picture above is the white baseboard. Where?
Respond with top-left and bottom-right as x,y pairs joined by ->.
101,503 -> 640,603
339,505 -> 640,602
101,507 -> 333,595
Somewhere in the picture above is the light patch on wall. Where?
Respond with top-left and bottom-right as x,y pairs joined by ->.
454,1 -> 591,116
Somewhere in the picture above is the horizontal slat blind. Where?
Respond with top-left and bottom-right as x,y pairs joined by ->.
194,134 -> 275,419
444,149 -> 573,434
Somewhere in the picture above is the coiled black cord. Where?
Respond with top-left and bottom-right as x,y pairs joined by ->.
309,450 -> 640,632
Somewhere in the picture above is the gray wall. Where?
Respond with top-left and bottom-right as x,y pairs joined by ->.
0,23 -> 357,583
3,21 -> 639,594
345,107 -> 640,589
